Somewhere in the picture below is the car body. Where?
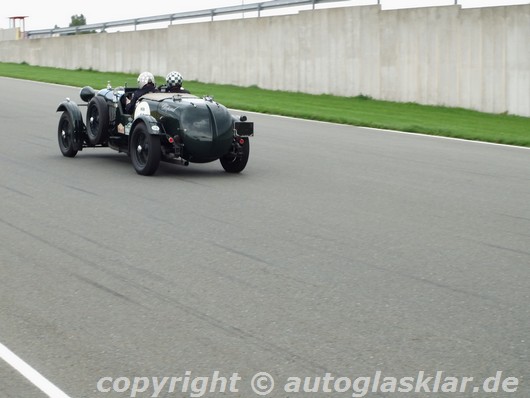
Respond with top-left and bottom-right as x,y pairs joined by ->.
56,84 -> 254,175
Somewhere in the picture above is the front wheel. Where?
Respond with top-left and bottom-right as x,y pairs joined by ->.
86,96 -> 109,145
57,112 -> 78,158
130,123 -> 161,176
220,138 -> 250,173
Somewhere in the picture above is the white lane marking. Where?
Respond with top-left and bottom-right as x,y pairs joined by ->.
232,109 -> 530,151
2,76 -> 526,151
0,342 -> 71,398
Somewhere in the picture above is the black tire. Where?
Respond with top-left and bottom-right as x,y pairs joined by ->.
57,111 -> 78,158
86,96 -> 109,145
130,123 -> 161,176
220,138 -> 250,173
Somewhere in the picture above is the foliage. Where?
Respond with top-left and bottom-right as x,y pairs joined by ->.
69,14 -> 87,27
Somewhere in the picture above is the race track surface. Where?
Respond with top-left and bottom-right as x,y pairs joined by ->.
1,77 -> 529,397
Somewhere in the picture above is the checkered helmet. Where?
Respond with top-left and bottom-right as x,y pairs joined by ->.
166,71 -> 183,88
137,71 -> 155,89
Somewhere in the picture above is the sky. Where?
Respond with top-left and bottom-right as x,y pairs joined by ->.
2,0 -> 528,31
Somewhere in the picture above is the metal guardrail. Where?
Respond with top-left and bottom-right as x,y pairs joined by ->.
26,0 -> 352,38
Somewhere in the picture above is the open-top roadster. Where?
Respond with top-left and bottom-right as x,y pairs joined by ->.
57,84 -> 254,175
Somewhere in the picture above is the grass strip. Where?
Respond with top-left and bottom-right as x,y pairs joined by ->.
1,62 -> 528,147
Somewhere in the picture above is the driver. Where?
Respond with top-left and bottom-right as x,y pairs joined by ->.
164,71 -> 190,94
125,71 -> 156,113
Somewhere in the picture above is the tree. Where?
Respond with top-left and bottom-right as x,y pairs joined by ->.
69,14 -> 87,27
66,14 -> 95,35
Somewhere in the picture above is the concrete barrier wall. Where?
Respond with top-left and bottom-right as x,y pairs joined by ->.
1,4 -> 529,116
0,28 -> 19,41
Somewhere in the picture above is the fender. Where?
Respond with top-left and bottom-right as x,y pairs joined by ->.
56,99 -> 85,151
130,115 -> 163,136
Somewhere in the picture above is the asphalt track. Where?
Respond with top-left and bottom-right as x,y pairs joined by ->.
0,77 -> 529,397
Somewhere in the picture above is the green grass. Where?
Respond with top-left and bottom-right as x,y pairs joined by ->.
2,62 -> 529,147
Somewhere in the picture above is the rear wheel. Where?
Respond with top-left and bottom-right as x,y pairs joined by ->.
220,138 -> 250,173
130,123 -> 161,176
86,96 -> 109,145
57,112 -> 78,158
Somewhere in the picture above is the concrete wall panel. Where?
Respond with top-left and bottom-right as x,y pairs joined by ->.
0,28 -> 19,41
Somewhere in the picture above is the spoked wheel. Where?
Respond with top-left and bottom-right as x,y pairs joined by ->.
130,123 -> 161,176
86,96 -> 109,145
220,138 -> 250,173
57,112 -> 78,157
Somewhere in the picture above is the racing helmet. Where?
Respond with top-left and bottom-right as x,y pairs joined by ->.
166,71 -> 183,88
137,71 -> 155,89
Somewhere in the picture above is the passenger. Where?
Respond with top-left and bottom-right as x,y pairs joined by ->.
125,71 -> 156,114
164,71 -> 190,94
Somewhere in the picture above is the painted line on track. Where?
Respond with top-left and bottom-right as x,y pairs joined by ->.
233,109 -> 530,151
2,76 -> 527,152
0,341 -> 71,398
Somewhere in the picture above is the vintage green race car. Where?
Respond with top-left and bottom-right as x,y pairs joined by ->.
56,85 -> 254,175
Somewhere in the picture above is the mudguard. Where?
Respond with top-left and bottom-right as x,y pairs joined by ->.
56,99 -> 85,151
130,115 -> 163,136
